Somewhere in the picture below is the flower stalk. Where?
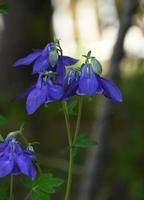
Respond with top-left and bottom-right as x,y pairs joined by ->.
9,175 -> 13,200
62,97 -> 83,200
62,101 -> 73,200
73,96 -> 83,143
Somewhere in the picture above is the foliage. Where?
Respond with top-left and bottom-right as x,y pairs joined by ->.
21,173 -> 64,200
59,99 -> 78,116
74,135 -> 97,148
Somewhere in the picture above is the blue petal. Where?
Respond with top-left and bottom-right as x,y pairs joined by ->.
13,51 -> 42,67
33,56 -> 50,74
64,80 -> 79,99
77,65 -> 101,96
24,149 -> 36,158
42,43 -> 56,57
26,86 -> 47,115
0,156 -> 14,177
56,57 -> 66,84
16,154 -> 37,179
65,69 -> 80,86
13,83 -> 36,101
48,81 -> 64,100
0,141 -> 9,152
99,77 -> 122,102
12,163 -> 21,176
62,56 -> 79,66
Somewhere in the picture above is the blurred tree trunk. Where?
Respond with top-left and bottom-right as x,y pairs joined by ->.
79,0 -> 138,200
0,0 -> 53,95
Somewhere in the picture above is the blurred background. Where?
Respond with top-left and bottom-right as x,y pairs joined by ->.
0,0 -> 144,199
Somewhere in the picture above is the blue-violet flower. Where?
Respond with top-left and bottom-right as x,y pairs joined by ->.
76,64 -> 122,102
0,137 -> 37,179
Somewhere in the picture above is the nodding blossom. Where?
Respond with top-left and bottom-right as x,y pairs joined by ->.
0,137 -> 37,179
13,42 -> 122,115
76,64 -> 122,102
13,42 -> 78,75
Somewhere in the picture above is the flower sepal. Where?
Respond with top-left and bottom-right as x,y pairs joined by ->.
91,57 -> 102,75
48,49 -> 59,67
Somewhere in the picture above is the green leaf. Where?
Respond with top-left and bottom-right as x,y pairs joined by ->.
21,174 -> 64,200
0,3 -> 9,14
74,135 -> 97,148
59,99 -> 78,116
31,189 -> 50,200
0,115 -> 7,127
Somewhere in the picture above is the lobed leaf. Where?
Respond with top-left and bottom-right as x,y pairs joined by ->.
74,135 -> 97,148
21,173 -> 64,200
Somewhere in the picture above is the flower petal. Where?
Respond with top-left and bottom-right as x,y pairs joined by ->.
99,77 -> 122,102
64,80 -> 79,99
0,156 -> 14,177
0,141 -> 9,152
26,86 -> 47,115
42,43 -> 56,57
77,65 -> 101,96
13,51 -> 42,67
48,81 -> 64,100
12,163 -> 21,176
56,57 -> 66,84
16,154 -> 37,180
62,56 -> 79,66
33,56 -> 50,74
13,83 -> 36,101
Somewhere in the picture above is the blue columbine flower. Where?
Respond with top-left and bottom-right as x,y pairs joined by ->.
16,71 -> 64,114
76,64 -> 102,96
13,42 -> 78,75
0,137 -> 37,179
15,68 -> 80,114
13,41 -> 79,114
76,63 -> 122,102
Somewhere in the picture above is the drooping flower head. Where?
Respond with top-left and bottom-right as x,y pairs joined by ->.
13,40 -> 79,114
13,40 -> 78,75
0,136 -> 37,179
76,51 -> 122,102
13,42 -> 122,115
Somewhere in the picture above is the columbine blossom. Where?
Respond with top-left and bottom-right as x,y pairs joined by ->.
13,42 -> 78,75
0,137 -> 37,179
15,68 -> 80,114
26,72 -> 64,114
76,63 -> 122,102
13,42 -> 122,115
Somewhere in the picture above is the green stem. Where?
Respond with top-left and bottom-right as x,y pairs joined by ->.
19,132 -> 28,144
36,163 -> 43,175
9,175 -> 13,200
62,101 -> 73,200
73,97 -> 83,144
